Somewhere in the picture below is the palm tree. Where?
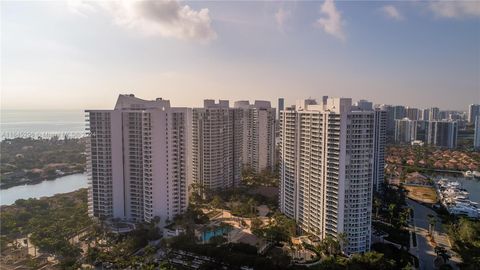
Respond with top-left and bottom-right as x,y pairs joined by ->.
337,232 -> 349,253
398,208 -> 411,229
387,203 -> 396,224
321,235 -> 340,256
373,197 -> 382,220
247,198 -> 257,215
427,214 -> 436,236
152,216 -> 161,226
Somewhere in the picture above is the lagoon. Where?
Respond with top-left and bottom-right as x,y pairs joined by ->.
0,173 -> 87,205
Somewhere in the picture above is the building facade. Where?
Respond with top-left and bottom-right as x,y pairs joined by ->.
393,105 -> 406,120
192,100 -> 242,191
279,97 -> 377,254
379,104 -> 395,142
468,104 -> 480,124
394,118 -> 417,144
406,107 -> 419,120
278,98 -> 285,120
474,116 -> 480,149
427,120 -> 458,149
373,109 -> 387,192
421,109 -> 429,121
234,101 -> 276,173
86,95 -> 192,225
429,107 -> 440,121
355,100 -> 373,111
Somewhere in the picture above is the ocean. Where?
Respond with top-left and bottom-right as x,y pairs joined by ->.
1,110 -> 86,139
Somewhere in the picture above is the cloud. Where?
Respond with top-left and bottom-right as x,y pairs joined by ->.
69,0 -> 217,43
314,0 -> 345,41
429,1 -> 480,18
381,5 -> 404,21
275,7 -> 291,32
67,0 -> 97,17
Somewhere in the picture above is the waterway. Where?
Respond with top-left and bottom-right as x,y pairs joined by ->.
455,177 -> 480,203
0,173 -> 88,206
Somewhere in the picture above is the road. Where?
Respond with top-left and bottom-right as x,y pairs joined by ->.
407,199 -> 461,270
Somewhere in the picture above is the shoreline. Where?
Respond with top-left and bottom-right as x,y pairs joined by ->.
0,188 -> 87,210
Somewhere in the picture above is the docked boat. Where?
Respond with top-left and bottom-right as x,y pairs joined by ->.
449,203 -> 480,218
436,178 -> 479,219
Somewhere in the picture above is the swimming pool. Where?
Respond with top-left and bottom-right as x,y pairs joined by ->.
201,227 -> 231,242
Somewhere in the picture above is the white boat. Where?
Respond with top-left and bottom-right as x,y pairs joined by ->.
464,171 -> 474,177
446,181 -> 460,187
449,204 -> 480,218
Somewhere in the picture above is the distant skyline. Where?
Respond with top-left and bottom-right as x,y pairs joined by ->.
2,0 -> 479,111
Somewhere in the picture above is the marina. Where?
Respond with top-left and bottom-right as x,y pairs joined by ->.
436,177 -> 480,219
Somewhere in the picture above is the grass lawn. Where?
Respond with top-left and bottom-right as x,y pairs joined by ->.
404,185 -> 438,204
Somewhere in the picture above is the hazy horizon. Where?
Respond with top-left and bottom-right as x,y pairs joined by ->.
2,1 -> 479,111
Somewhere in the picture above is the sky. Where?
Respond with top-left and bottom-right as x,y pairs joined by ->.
1,0 -> 479,111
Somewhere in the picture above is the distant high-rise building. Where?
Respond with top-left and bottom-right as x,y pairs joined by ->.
279,97 -> 379,254
415,120 -> 428,142
427,120 -> 458,148
234,101 -> 276,173
474,116 -> 480,149
380,104 -> 395,141
278,98 -> 285,120
421,109 -> 430,121
192,100 -> 242,191
393,105 -> 406,120
373,109 -> 387,192
295,98 -> 317,110
439,111 -> 448,121
86,95 -> 192,226
429,107 -> 440,121
446,111 -> 463,121
468,104 -> 480,124
406,107 -> 419,120
394,118 -> 417,144
356,102 -> 386,192
355,99 -> 373,111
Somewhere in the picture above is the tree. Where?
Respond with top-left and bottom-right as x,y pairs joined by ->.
250,217 -> 263,231
434,246 -> 451,263
159,261 -> 177,270
347,251 -> 395,269
144,244 -> 156,257
211,195 -> 224,210
318,235 -> 340,256
398,208 -> 411,229
247,198 -> 257,215
209,235 -> 227,246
